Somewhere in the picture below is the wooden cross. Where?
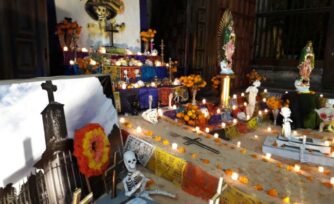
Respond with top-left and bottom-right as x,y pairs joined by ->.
105,21 -> 119,48
209,177 -> 227,204
72,188 -> 93,204
41,81 -> 57,102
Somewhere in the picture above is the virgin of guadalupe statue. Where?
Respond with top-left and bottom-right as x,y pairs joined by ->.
295,41 -> 315,93
217,10 -> 236,75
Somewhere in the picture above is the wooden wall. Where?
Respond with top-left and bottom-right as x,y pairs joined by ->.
150,0 -> 256,90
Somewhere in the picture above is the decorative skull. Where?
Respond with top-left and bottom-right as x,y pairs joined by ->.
124,151 -> 137,172
95,6 -> 109,20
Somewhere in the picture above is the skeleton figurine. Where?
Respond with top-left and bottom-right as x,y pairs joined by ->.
281,107 -> 293,139
124,70 -> 130,84
141,95 -> 158,124
123,151 -> 176,202
245,80 -> 260,118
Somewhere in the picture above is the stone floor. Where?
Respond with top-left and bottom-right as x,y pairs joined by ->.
120,115 -> 334,204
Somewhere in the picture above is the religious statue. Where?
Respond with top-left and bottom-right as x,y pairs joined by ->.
245,80 -> 261,118
217,10 -> 236,75
122,151 -> 176,203
294,41 -> 315,93
281,107 -> 293,139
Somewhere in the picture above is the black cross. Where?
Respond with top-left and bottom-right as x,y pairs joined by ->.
105,22 -> 119,48
41,81 -> 57,103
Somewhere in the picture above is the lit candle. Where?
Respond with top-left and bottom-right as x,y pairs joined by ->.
172,105 -> 177,109
293,131 -> 298,135
134,83 -> 139,88
246,115 -> 250,120
136,126 -> 142,134
217,108 -> 221,114
264,89 -> 268,93
136,52 -> 142,56
254,135 -> 258,139
90,59 -> 97,66
172,143 -> 178,150
158,109 -> 163,117
99,46 -> 106,54
324,141 -> 330,146
81,47 -> 88,52
294,164 -> 301,172
285,91 -> 288,94
155,61 -> 162,66
137,62 -> 143,66
320,94 -> 324,98
243,102 -> 247,106
241,92 -> 245,97
265,153 -> 271,160
233,119 -> 238,124
237,141 -> 241,148
126,49 -> 133,55
63,46 -> 69,51
121,83 -> 127,90
264,109 -> 268,114
205,127 -> 210,133
119,117 -> 125,124
318,166 -> 324,173
115,61 -> 121,66
231,172 -> 239,181
330,177 -> 334,185
151,82 -> 156,87
195,126 -> 200,133
233,94 -> 237,99
267,127 -> 272,132
232,105 -> 237,110
214,133 -> 219,138
262,98 -> 267,103
221,122 -> 226,128
69,60 -> 75,65
258,110 -> 263,116
202,99 -> 207,105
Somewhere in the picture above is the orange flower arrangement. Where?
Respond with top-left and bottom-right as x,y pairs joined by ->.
266,96 -> 282,110
56,18 -> 81,49
176,104 -> 207,127
140,29 -> 157,42
180,75 -> 207,90
267,188 -> 278,197
76,57 -> 100,74
246,69 -> 266,84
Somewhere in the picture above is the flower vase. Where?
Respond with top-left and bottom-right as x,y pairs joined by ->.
272,109 -> 279,125
192,89 -> 197,105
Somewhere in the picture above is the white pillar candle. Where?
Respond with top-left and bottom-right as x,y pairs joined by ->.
221,122 -> 226,128
119,117 -> 125,124
202,99 -> 206,105
330,177 -> 334,185
267,127 -> 272,132
294,164 -> 301,172
69,60 -> 75,65
195,126 -> 200,133
265,153 -> 271,160
136,126 -> 142,134
233,119 -> 238,124
241,92 -> 245,97
233,94 -> 237,99
172,143 -> 178,150
231,172 -> 239,181
318,166 -> 324,173
264,89 -> 267,93
214,133 -> 219,139
254,135 -> 258,139
236,141 -> 241,148
205,127 -> 210,133
63,46 -> 68,51
262,98 -> 267,103
217,108 -> 221,114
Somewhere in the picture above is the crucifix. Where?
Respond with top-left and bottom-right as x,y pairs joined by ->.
160,39 -> 165,65
105,21 -> 119,48
41,81 -> 57,103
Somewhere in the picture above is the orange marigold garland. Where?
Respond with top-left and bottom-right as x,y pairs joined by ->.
74,124 -> 111,177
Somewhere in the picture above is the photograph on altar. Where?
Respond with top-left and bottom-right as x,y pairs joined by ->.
0,75 -> 122,203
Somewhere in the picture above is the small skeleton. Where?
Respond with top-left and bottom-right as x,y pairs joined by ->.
123,151 -> 176,202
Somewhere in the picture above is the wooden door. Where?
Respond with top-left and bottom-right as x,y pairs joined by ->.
0,0 -> 49,79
